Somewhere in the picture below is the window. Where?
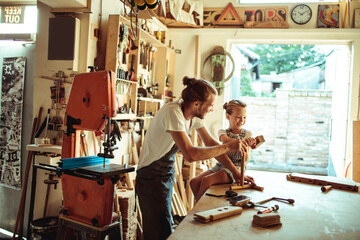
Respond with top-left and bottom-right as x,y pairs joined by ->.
228,42 -> 351,176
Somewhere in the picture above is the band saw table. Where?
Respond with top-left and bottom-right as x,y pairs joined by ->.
169,170 -> 360,240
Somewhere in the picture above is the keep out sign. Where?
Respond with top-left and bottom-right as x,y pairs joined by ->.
1,6 -> 25,24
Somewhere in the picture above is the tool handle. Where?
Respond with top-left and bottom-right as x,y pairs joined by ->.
205,193 -> 223,197
321,185 -> 332,193
257,205 -> 279,214
253,185 -> 264,191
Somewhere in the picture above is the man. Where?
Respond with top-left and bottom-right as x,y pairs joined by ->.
135,76 -> 255,240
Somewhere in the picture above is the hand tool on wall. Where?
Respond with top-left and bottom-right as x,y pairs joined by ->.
139,41 -> 144,65
143,44 -> 149,69
129,54 -> 136,82
147,45 -> 152,71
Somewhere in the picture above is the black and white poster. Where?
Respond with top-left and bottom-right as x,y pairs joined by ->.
0,57 -> 26,189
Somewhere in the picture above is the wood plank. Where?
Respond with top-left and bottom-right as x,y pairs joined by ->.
175,154 -> 188,211
105,15 -> 120,72
353,121 -> 360,182
287,172 -> 359,192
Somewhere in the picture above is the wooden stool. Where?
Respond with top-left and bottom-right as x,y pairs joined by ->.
56,215 -> 122,240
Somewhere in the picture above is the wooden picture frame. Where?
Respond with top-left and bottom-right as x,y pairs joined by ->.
317,4 -> 340,28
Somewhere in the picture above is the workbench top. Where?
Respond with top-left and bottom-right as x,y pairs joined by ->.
169,170 -> 360,240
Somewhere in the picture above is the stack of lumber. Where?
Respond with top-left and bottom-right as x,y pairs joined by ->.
174,129 -> 215,211
171,154 -> 188,216
115,189 -> 137,240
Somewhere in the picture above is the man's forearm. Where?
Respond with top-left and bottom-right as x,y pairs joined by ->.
187,144 -> 230,162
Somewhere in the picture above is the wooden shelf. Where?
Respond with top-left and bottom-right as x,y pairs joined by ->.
116,78 -> 139,85
139,28 -> 168,48
138,97 -> 164,103
157,16 -> 202,28
105,14 -> 176,158
113,113 -> 137,120
137,116 -> 154,120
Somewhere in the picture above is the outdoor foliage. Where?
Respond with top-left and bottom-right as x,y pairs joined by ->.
247,44 -> 327,75
240,70 -> 257,97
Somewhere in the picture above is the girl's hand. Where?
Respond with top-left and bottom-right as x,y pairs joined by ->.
245,137 -> 257,149
244,175 -> 255,185
232,169 -> 256,186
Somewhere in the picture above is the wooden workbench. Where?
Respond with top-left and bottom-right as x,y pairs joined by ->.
169,170 -> 360,240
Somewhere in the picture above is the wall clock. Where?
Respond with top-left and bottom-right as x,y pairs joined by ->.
291,4 -> 312,25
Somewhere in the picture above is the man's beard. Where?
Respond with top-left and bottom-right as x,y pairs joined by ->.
193,107 -> 205,119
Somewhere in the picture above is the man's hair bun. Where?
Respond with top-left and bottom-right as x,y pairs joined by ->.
183,76 -> 197,86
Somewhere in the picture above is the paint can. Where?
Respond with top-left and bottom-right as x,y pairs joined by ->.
30,216 -> 58,240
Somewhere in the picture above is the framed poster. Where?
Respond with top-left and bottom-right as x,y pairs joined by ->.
317,4 -> 340,28
0,56 -> 26,189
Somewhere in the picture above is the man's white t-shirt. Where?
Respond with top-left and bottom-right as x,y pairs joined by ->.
138,100 -> 204,170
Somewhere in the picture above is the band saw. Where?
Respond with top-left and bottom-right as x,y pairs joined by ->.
59,70 -> 134,227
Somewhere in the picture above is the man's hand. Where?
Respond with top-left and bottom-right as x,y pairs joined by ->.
227,139 -> 247,155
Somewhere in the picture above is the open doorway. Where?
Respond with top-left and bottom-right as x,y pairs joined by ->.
226,42 -> 351,176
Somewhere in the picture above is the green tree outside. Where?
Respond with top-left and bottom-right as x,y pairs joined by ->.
239,44 -> 327,97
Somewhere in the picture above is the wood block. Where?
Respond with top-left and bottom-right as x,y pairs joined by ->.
194,206 -> 243,223
255,135 -> 265,148
353,121 -> 360,182
252,213 -> 281,228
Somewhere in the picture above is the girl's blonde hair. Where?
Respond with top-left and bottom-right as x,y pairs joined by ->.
223,100 -> 247,115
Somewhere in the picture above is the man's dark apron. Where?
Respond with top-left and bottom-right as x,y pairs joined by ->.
135,144 -> 179,240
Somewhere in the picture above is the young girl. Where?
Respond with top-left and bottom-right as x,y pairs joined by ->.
190,100 -> 257,202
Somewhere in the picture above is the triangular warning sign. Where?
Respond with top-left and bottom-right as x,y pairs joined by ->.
215,2 -> 243,26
